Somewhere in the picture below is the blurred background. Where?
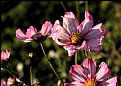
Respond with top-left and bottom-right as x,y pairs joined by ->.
1,1 -> 121,86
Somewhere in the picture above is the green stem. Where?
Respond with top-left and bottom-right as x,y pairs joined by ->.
60,1 -> 67,12
75,52 -> 78,64
30,66 -> 33,86
75,1 -> 80,21
40,43 -> 64,84
5,67 -> 16,78
85,1 -> 88,11
84,50 -> 88,57
4,67 -> 27,86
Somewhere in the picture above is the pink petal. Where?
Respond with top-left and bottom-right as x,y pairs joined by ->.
1,50 -> 10,61
5,49 -> 10,59
63,45 -> 80,56
64,12 -> 76,19
89,46 -> 102,52
64,81 -> 85,86
51,30 -> 71,46
16,29 -> 28,39
98,77 -> 117,86
26,26 -> 37,38
56,25 -> 71,41
51,20 -> 72,44
50,20 -> 60,37
95,62 -> 111,82
16,29 -> 32,43
80,11 -> 93,36
1,51 -> 6,61
87,35 -> 105,52
52,20 -> 60,31
83,58 -> 96,79
63,12 -> 79,35
1,80 -> 7,86
69,64 -> 87,82
86,39 -> 101,47
85,11 -> 93,21
84,23 -> 106,39
40,21 -> 52,36
78,41 -> 88,50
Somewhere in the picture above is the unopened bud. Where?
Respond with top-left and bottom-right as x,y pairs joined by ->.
57,80 -> 61,86
28,53 -> 34,58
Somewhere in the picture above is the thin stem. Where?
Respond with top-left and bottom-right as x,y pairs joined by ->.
84,50 -> 88,57
30,66 -> 33,86
85,1 -> 88,11
75,52 -> 78,64
5,67 -> 16,78
75,1 -> 80,21
88,51 -> 91,57
40,43 -> 64,84
4,67 -> 27,86
60,1 -> 67,12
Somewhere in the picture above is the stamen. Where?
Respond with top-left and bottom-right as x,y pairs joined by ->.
71,32 -> 83,44
86,79 -> 97,86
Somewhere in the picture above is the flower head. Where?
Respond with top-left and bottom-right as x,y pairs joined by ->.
7,77 -> 15,86
64,58 -> 117,86
16,21 -> 52,43
51,11 -> 106,56
1,79 -> 7,86
1,49 -> 10,61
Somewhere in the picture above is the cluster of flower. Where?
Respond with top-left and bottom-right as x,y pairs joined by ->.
1,11 -> 117,86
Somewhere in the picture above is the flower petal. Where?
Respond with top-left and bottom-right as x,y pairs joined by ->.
52,20 -> 60,31
16,29 -> 27,39
52,20 -> 71,41
83,58 -> 96,79
63,12 -> 79,35
51,30 -> 71,46
26,26 -> 37,38
98,77 -> 117,86
58,25 -> 71,41
16,29 -> 32,43
63,45 -> 80,56
5,49 -> 10,59
69,64 -> 87,82
95,62 -> 111,82
40,21 -> 52,36
87,39 -> 100,47
89,46 -> 102,52
80,11 -> 93,36
1,49 -> 10,61
84,23 -> 106,39
64,81 -> 85,86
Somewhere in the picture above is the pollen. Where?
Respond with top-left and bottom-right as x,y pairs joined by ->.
71,32 -> 82,44
86,79 -> 97,86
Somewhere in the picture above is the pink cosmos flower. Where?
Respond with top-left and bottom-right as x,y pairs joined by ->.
51,11 -> 106,56
1,49 -> 10,61
1,79 -> 7,86
16,21 -> 52,43
7,77 -> 15,86
64,58 -> 117,86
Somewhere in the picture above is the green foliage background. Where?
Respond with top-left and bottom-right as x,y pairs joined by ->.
1,1 -> 121,86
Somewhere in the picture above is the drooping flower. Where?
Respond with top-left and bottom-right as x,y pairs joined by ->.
16,21 -> 52,43
51,11 -> 106,56
1,49 -> 10,61
64,58 -> 117,86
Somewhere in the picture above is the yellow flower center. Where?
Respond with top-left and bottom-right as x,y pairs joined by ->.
86,79 -> 97,86
71,32 -> 82,44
